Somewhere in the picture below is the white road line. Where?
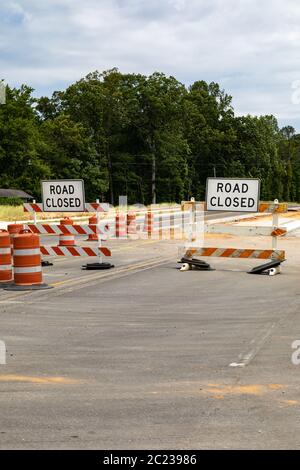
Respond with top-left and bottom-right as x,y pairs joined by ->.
229,322 -> 276,367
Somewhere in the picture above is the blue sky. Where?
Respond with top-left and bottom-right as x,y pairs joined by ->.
1,0 -> 300,130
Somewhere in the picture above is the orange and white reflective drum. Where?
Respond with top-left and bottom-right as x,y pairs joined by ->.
0,230 -> 13,283
116,213 -> 126,238
146,211 -> 154,236
13,230 -> 42,286
7,223 -> 24,252
59,217 -> 76,247
87,215 -> 98,241
127,211 -> 137,235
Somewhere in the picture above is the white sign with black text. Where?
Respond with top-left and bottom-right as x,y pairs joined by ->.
206,178 -> 260,212
41,180 -> 85,212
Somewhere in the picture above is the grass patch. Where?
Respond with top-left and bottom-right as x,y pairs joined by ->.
0,205 -> 92,222
0,202 -> 181,222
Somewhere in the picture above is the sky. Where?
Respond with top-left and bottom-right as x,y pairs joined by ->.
1,0 -> 300,130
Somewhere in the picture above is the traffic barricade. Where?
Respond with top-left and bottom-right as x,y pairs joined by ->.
179,200 -> 288,276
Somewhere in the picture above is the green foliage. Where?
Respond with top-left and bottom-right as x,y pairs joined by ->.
1,70 -> 300,204
0,197 -> 23,206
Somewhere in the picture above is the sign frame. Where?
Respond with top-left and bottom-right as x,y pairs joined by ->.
205,177 -> 261,213
41,179 -> 86,213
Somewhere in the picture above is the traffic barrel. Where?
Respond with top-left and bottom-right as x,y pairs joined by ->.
7,223 -> 24,253
59,217 -> 76,247
86,215 -> 98,241
5,230 -> 51,291
146,211 -> 154,237
127,211 -> 137,236
0,230 -> 13,284
116,213 -> 126,238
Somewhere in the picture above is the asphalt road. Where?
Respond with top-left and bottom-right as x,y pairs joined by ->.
0,232 -> 300,450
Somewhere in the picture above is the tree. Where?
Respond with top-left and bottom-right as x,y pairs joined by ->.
1,72 -> 299,205
0,84 -> 50,197
39,114 -> 106,200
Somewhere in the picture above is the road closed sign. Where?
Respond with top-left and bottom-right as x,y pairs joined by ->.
206,178 -> 260,212
41,180 -> 85,212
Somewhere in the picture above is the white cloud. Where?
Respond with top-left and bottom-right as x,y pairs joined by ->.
0,0 -> 300,129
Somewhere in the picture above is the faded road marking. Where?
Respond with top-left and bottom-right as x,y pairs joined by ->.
204,383 -> 284,399
0,375 -> 78,384
281,400 -> 299,406
148,381 -> 285,400
229,322 -> 276,367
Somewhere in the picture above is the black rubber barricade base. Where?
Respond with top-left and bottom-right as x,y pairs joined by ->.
5,283 -> 53,291
0,280 -> 14,288
179,257 -> 215,271
42,260 -> 53,267
82,262 -> 114,270
248,259 -> 283,275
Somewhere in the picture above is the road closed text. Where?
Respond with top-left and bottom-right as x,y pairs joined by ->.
41,180 -> 85,212
206,178 -> 260,212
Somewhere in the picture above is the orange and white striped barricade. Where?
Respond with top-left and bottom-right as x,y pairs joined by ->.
23,200 -> 113,271
58,217 -> 76,247
179,247 -> 285,274
0,230 -> 13,285
23,202 -> 109,213
5,230 -> 51,291
7,223 -> 24,253
259,201 -> 288,214
26,223 -> 102,237
180,200 -> 287,275
40,245 -> 113,270
25,222 -> 113,269
184,247 -> 285,261
41,246 -> 111,257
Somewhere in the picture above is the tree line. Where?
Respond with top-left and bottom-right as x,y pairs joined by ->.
0,69 -> 300,204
